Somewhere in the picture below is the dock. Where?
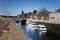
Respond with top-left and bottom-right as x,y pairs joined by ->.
0,20 -> 32,40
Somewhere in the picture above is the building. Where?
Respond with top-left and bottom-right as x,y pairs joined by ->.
49,12 -> 60,23
30,13 -> 37,20
41,16 -> 49,20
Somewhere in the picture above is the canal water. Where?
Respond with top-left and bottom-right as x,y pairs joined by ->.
18,22 -> 52,40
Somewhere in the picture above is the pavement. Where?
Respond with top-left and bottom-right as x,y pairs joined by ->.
0,20 -> 32,40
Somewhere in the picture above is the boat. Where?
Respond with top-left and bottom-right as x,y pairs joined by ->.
27,21 -> 37,30
21,19 -> 27,25
36,25 -> 47,35
26,22 -> 47,36
26,15 -> 47,35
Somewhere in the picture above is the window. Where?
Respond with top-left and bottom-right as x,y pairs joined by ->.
50,17 -> 55,19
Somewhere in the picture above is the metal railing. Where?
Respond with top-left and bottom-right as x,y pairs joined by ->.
0,20 -> 10,37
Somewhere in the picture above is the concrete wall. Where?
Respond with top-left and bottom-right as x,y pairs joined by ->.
49,12 -> 60,23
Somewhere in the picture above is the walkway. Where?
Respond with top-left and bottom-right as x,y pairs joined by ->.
0,20 -> 32,40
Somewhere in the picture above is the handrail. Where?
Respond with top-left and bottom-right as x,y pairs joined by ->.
0,20 -> 10,37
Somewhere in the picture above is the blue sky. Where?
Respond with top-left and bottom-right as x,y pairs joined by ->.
0,0 -> 60,16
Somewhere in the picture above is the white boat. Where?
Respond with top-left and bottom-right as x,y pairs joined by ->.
26,15 -> 47,35
27,21 -> 37,30
26,20 -> 47,31
37,25 -> 47,35
40,25 -> 47,31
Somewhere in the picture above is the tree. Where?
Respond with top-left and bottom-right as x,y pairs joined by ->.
21,10 -> 25,18
22,11 -> 24,15
55,9 -> 60,12
33,10 -> 37,14
28,12 -> 32,15
39,8 -> 49,16
37,8 -> 50,19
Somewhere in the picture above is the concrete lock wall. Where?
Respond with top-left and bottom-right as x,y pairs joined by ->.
49,12 -> 60,23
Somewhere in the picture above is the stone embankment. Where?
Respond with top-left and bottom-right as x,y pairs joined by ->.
0,20 -> 32,40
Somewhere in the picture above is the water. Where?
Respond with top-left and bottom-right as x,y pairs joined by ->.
18,22 -> 52,40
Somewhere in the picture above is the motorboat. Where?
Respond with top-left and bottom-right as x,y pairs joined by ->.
26,18 -> 47,35
26,21 -> 47,30
27,21 -> 37,30
36,24 -> 47,35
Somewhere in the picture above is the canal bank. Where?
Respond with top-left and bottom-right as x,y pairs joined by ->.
0,20 -> 32,40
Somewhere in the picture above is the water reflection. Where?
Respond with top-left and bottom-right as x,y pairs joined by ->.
18,22 -> 52,40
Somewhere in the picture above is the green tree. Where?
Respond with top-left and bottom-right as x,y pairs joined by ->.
22,11 -> 24,16
55,9 -> 60,12
38,8 -> 50,19
33,10 -> 37,14
28,12 -> 32,15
